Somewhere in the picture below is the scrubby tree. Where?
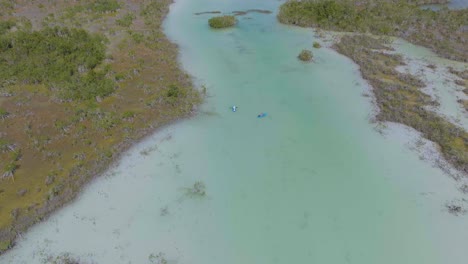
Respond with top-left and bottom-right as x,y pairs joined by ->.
2,162 -> 18,181
0,108 -> 9,120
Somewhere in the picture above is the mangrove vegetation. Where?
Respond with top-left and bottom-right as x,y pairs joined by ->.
298,49 -> 313,61
333,35 -> 468,173
208,15 -> 237,29
278,0 -> 468,61
0,0 -> 200,253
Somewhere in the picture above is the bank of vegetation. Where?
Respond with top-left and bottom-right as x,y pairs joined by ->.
0,0 -> 200,253
298,49 -> 313,61
333,35 -> 467,173
208,15 -> 237,28
278,0 -> 468,174
278,0 -> 468,62
449,67 -> 468,111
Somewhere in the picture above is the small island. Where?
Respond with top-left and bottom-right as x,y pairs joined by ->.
298,49 -> 313,62
208,15 -> 237,29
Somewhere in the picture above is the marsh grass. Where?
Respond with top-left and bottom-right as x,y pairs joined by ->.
298,49 -> 313,61
208,15 -> 237,29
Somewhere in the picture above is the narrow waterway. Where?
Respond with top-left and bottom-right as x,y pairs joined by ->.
2,0 -> 468,263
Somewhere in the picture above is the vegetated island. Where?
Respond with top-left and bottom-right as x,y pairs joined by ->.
278,0 -> 468,175
208,15 -> 237,28
298,49 -> 313,61
0,0 -> 200,253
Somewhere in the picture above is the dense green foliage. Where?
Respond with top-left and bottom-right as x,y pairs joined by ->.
0,108 -> 8,120
298,49 -> 313,61
208,15 -> 237,28
0,27 -> 114,100
62,0 -> 120,19
0,20 -> 15,35
278,0 -> 468,61
116,13 -> 136,27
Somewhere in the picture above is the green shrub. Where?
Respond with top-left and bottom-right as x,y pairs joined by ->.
313,41 -> 321,48
0,138 -> 12,152
208,15 -> 237,29
298,49 -> 313,61
128,31 -> 145,43
0,27 -> 115,100
88,0 -> 120,13
167,85 -> 181,98
122,110 -> 135,119
0,20 -> 15,35
116,13 -> 136,27
0,240 -> 11,251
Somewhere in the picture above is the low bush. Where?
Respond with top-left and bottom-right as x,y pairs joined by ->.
298,49 -> 313,61
208,15 -> 237,29
116,13 -> 136,27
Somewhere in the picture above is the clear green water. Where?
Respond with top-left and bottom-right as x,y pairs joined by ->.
421,0 -> 468,10
2,0 -> 468,263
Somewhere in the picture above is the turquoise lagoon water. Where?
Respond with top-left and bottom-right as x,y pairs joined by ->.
2,0 -> 468,263
421,0 -> 468,10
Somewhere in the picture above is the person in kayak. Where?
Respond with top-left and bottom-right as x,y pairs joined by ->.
257,112 -> 267,118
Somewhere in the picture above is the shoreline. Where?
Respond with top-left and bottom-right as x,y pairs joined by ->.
333,35 -> 467,175
313,29 -> 468,213
276,0 -> 468,177
0,0 -> 202,254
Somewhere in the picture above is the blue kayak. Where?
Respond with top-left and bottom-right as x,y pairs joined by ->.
257,113 -> 267,118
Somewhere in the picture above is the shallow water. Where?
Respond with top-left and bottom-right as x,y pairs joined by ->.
421,0 -> 468,10
2,0 -> 468,263
393,39 -> 468,130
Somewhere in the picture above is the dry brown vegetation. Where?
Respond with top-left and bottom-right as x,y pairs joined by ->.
0,0 -> 200,252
